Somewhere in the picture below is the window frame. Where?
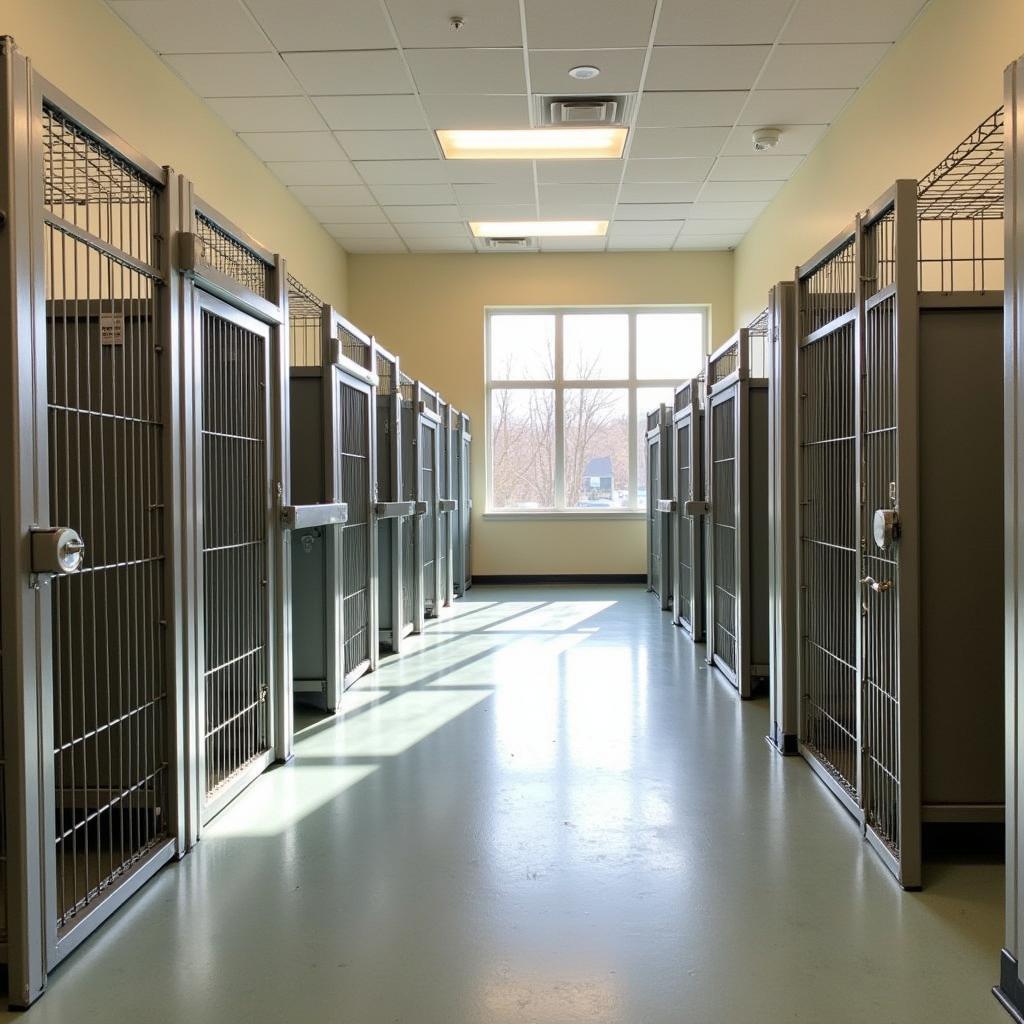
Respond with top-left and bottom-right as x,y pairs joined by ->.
484,305 -> 709,518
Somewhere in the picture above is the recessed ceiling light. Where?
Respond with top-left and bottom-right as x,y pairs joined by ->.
569,65 -> 601,80
437,127 -> 627,160
470,220 -> 608,238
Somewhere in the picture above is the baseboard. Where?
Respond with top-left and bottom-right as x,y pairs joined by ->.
472,573 -> 646,585
995,949 -> 1024,1022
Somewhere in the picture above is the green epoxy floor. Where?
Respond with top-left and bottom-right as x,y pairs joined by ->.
11,587 -> 1006,1022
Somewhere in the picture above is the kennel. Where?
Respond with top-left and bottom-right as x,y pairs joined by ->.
452,410 -> 473,597
0,40 -> 188,1005
288,302 -> 379,703
437,397 -> 457,610
793,109 -> 1004,889
400,379 -> 443,627
646,404 -> 674,609
999,54 -> 1024,1022
704,316 -> 771,698
671,379 -> 706,639
766,282 -> 799,756
374,342 -> 416,653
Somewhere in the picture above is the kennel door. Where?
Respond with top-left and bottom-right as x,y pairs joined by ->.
196,291 -> 274,822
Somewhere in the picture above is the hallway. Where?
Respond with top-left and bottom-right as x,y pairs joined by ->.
14,587 -> 1004,1023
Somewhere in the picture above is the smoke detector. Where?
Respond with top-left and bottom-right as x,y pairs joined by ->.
752,127 -> 782,152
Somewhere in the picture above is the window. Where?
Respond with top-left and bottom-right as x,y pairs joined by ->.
486,307 -> 707,514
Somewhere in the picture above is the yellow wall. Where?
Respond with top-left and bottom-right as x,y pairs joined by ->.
348,252 -> 733,576
734,0 -> 1024,324
3,0 -> 347,310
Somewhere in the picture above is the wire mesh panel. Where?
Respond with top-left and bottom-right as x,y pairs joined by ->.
287,276 -> 323,368
200,305 -> 270,800
798,314 -> 859,796
647,428 -> 662,596
195,211 -> 270,297
400,375 -> 417,631
43,104 -> 172,931
709,395 -> 738,675
675,417 -> 693,626
420,419 -> 438,617
437,401 -> 452,608
861,279 -> 902,858
339,379 -> 371,680
460,416 -> 472,594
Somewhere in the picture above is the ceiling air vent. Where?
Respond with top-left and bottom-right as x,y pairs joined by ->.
480,237 -> 534,250
534,94 -> 636,126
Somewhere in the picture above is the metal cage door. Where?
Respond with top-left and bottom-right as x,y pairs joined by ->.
437,413 -> 453,608
195,291 -> 274,822
646,430 -> 662,598
461,429 -> 472,593
331,366 -> 375,687
707,385 -> 744,689
859,195 -> 920,887
673,411 -> 703,637
417,414 -> 442,622
400,402 -> 418,634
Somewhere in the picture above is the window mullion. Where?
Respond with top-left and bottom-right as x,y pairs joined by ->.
554,313 -> 565,510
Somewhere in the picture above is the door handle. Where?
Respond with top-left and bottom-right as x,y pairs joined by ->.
860,575 -> 894,593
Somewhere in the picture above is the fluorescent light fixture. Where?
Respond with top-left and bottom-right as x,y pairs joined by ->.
470,220 -> 609,238
437,127 -> 627,160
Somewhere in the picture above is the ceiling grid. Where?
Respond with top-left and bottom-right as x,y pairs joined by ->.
107,0 -> 932,254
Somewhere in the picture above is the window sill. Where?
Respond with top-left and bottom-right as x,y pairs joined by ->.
482,511 -> 646,522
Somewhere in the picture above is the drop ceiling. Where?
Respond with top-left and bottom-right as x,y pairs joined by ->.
106,0 -> 930,254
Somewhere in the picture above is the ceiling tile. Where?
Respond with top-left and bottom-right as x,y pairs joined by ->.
539,238 -> 608,251
395,223 -> 472,239
607,237 -> 677,250
529,49 -> 645,94
536,202 -> 614,219
610,221 -> 684,236
459,203 -> 537,220
453,183 -> 537,205
674,234 -> 742,250
163,53 -> 302,96
525,0 -> 658,49
354,159 -> 448,184
420,94 -> 531,129
382,205 -> 463,222
335,130 -> 439,160
369,184 -> 456,205
206,96 -> 325,132
340,239 -> 409,253
656,0 -> 793,45
646,46 -> 770,91
536,160 -> 625,184
722,123 -> 828,156
406,49 -> 527,94
615,204 -> 692,221
637,91 -> 747,128
407,239 -> 476,252
623,158 -> 714,182
680,218 -> 755,234
240,131 -> 347,161
283,50 -> 413,95
618,182 -> 701,203
630,127 -> 729,160
539,183 -> 618,205
699,179 -> 785,201
783,0 -> 927,44
314,95 -> 428,131
267,160 -> 362,185
738,88 -> 855,125
289,184 -> 375,206
688,201 -> 767,219
108,1 -> 271,53
245,0 -> 394,50
443,160 -> 537,184
323,222 -> 399,240
386,0 -> 524,48
758,43 -> 891,90
311,205 -> 387,223
710,154 -> 804,180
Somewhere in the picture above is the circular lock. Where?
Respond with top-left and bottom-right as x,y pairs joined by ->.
55,527 -> 86,573
872,508 -> 900,551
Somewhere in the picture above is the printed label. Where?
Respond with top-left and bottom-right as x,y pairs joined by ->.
100,312 -> 124,346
